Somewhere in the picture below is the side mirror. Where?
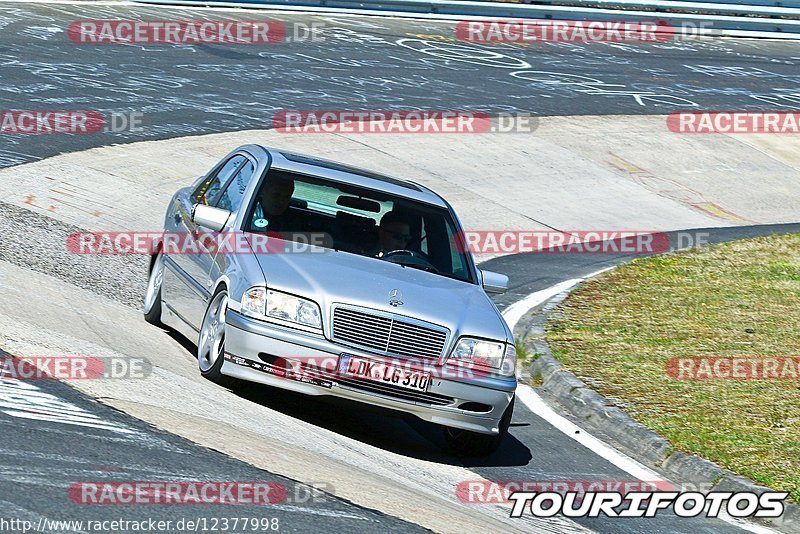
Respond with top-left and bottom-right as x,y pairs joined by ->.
192,204 -> 231,232
480,269 -> 508,295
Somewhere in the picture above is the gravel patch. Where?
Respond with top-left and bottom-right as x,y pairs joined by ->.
0,200 -> 148,309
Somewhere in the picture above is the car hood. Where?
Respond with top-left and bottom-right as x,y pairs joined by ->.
251,248 -> 511,344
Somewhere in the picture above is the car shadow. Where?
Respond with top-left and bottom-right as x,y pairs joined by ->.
228,378 -> 532,468
167,330 -> 198,355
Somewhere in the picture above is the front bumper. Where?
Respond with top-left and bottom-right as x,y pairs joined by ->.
223,310 -> 516,434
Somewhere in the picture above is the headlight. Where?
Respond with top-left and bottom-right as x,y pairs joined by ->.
265,289 -> 322,330
240,287 -> 322,331
449,337 -> 516,377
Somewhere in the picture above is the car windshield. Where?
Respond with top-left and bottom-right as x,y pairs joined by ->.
244,170 -> 475,283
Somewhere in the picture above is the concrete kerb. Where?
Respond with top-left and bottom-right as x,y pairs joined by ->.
525,285 -> 800,532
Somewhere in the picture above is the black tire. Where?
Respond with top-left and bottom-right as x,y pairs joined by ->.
198,287 -> 229,384
143,252 -> 164,326
443,396 -> 515,457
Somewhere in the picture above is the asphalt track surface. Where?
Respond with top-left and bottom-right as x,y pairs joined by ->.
1,1 -> 799,167
2,1 -> 800,533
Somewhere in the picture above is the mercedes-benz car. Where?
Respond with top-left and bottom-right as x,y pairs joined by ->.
143,145 -> 517,455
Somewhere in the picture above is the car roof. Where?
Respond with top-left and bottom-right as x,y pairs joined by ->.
254,146 -> 449,209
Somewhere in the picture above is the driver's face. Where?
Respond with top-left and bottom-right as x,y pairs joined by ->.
260,180 -> 294,217
379,221 -> 411,252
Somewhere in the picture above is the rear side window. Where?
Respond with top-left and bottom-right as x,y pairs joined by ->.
216,160 -> 256,212
192,155 -> 246,206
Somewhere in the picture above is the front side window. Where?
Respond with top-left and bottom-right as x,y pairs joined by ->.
216,160 -> 255,212
192,155 -> 246,206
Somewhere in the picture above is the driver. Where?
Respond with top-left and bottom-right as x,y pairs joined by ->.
375,211 -> 411,257
252,175 -> 295,232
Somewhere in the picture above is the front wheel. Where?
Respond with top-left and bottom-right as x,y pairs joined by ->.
198,288 -> 229,384
443,397 -> 514,457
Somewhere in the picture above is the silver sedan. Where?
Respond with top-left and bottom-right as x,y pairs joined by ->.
143,145 -> 517,456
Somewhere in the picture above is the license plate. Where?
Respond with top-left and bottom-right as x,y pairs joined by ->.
339,355 -> 430,392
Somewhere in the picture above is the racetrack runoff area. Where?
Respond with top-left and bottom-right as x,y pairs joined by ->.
2,114 -> 798,237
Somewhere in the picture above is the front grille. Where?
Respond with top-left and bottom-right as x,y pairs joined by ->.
332,306 -> 448,360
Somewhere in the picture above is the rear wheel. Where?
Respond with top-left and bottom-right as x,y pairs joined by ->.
198,288 -> 229,384
443,397 -> 514,457
143,252 -> 164,326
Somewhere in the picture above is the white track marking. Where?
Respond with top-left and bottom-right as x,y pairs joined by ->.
515,385 -> 665,482
503,278 -> 581,333
503,266 -> 614,332
0,376 -> 133,434
503,270 -> 779,533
